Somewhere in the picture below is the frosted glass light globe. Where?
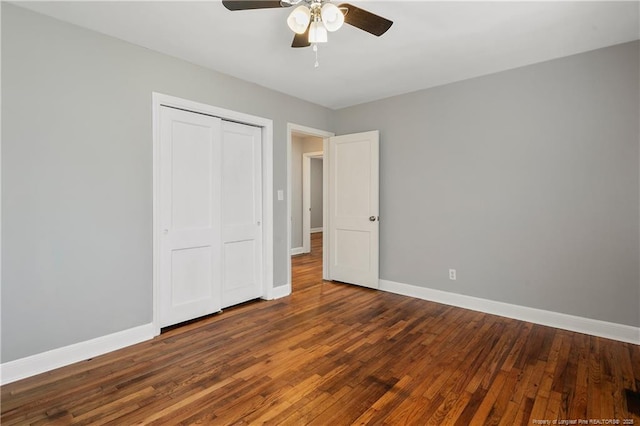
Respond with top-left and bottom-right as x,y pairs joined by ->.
321,3 -> 344,32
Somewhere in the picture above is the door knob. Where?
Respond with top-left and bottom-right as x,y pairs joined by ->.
369,216 -> 376,222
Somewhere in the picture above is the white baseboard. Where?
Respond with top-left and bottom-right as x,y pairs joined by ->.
379,280 -> 640,345
4,284 -> 634,386
0,323 -> 154,385
271,283 -> 292,300
310,227 -> 323,233
290,247 -> 304,255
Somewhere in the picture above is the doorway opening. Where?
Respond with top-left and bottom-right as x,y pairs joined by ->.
287,124 -> 334,292
303,152 -> 324,254
287,125 -> 380,293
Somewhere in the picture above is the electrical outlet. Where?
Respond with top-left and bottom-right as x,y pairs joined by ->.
449,269 -> 457,280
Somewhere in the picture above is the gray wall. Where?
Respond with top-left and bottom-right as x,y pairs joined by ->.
290,135 -> 323,249
334,41 -> 640,327
1,4 -> 332,362
3,3 -> 639,365
310,158 -> 323,230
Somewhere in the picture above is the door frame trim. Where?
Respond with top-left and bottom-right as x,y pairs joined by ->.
152,93 -> 274,336
287,123 -> 334,288
302,151 -> 323,254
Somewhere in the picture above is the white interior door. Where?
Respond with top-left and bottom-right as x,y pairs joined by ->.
328,131 -> 379,289
221,121 -> 263,308
159,106 -> 222,327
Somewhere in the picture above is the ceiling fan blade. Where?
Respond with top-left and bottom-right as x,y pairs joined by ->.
222,1 -> 285,11
291,25 -> 311,48
339,3 -> 393,36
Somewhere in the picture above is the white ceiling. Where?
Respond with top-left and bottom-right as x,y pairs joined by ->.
15,1 -> 640,109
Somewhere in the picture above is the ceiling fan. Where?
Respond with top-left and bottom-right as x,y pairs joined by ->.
221,0 -> 393,48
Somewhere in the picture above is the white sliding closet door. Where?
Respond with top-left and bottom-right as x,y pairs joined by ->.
221,121 -> 263,308
159,106 -> 222,327
158,108 -> 264,328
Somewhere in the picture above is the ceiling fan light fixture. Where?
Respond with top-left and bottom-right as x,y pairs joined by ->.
287,5 -> 311,34
320,3 -> 344,32
308,20 -> 328,43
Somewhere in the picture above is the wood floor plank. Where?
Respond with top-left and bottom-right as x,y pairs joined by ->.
2,232 -> 638,425
468,369 -> 509,424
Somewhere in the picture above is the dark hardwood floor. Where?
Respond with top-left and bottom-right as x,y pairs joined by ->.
2,232 -> 639,424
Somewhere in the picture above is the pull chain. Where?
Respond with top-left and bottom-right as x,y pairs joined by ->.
313,44 -> 319,68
